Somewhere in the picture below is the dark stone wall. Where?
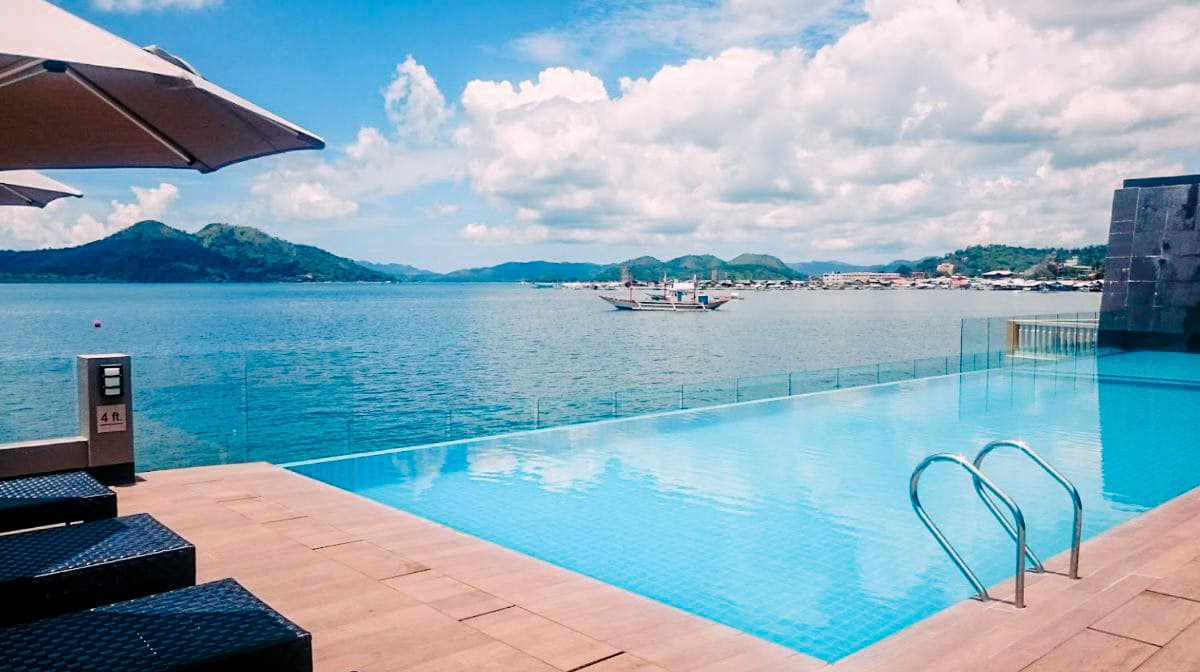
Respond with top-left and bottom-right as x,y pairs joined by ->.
1099,175 -> 1200,351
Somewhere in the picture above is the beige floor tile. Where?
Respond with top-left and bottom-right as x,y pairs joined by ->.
383,571 -> 511,620
1151,560 -> 1200,602
402,640 -> 561,672
317,540 -> 429,580
264,515 -> 360,549
1021,629 -> 1156,672
464,606 -> 621,671
1092,592 -> 1200,646
185,480 -> 257,502
222,496 -> 303,523
1135,618 -> 1200,671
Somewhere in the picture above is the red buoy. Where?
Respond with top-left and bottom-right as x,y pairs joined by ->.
93,320 -> 101,328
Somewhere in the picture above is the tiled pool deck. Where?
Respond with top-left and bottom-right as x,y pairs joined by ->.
120,462 -> 1200,672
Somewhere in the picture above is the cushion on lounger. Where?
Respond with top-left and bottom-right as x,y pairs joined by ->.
0,513 -> 195,627
0,471 -> 117,533
0,578 -> 312,672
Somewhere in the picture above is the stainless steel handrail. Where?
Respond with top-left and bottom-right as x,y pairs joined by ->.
974,440 -> 1083,580
910,453 -> 1029,608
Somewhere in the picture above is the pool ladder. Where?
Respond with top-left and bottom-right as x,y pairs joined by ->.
909,440 -> 1083,609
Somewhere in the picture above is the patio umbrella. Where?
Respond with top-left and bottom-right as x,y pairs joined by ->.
0,0 -> 324,172
0,170 -> 82,207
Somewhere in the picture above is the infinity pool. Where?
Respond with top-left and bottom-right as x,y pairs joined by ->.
290,351 -> 1200,662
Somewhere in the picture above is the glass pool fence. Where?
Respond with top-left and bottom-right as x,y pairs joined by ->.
1,312 -> 1102,470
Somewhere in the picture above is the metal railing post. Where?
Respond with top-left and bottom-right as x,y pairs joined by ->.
835,368 -> 841,388
534,398 -> 540,429
679,384 -> 684,410
734,377 -> 740,402
876,363 -> 881,384
787,372 -> 793,396
242,352 -> 250,459
611,391 -> 617,418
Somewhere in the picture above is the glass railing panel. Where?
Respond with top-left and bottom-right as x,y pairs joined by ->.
788,369 -> 839,395
682,379 -> 737,409
0,356 -> 75,443
609,384 -> 682,419
735,374 -> 790,402
878,360 -> 917,384
535,394 -> 617,429
135,352 -> 247,470
914,356 -> 955,378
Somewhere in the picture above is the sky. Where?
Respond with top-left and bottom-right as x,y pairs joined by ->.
3,0 -> 1199,272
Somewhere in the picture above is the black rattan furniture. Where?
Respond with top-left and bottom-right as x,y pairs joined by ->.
0,578 -> 312,671
0,513 -> 195,627
0,471 -> 117,533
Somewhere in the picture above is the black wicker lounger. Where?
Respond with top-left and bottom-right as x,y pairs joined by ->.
0,471 -> 117,533
0,513 -> 195,627
0,578 -> 312,672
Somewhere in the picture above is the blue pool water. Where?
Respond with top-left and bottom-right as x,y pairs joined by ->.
296,350 -> 1200,662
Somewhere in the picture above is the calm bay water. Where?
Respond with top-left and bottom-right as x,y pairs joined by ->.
0,283 -> 1099,468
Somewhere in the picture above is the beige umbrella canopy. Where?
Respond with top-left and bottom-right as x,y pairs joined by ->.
0,170 -> 82,207
0,0 -> 324,172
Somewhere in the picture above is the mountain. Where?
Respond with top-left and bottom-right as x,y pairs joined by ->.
0,221 -> 390,283
0,228 -> 1109,284
357,260 -> 435,278
593,254 -> 798,281
439,261 -> 607,282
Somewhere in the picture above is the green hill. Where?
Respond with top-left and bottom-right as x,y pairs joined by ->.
593,254 -> 798,281
0,230 -> 1108,284
0,221 -> 390,283
911,244 -> 1107,278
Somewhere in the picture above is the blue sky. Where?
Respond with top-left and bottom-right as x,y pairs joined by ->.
5,1 -> 1198,271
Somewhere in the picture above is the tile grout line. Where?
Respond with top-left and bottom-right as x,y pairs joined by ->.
565,651 -> 626,671
1085,625 -> 1165,650
459,604 -> 516,622
379,567 -> 432,581
310,538 -> 366,551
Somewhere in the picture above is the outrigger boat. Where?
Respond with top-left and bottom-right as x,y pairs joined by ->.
600,275 -> 732,311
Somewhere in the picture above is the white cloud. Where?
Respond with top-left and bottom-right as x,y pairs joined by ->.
454,0 -> 1200,257
251,178 -> 358,220
107,183 -> 179,229
250,56 -> 462,222
0,182 -> 180,249
385,56 -> 453,146
91,0 -> 219,12
458,222 -> 550,245
422,203 -> 460,217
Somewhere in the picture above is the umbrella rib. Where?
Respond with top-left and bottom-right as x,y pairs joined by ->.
0,59 -> 47,90
62,66 -> 214,172
0,184 -> 37,207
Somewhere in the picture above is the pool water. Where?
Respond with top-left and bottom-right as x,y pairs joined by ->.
290,350 -> 1200,662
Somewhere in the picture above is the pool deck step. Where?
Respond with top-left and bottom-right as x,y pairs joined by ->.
115,463 -> 1200,671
